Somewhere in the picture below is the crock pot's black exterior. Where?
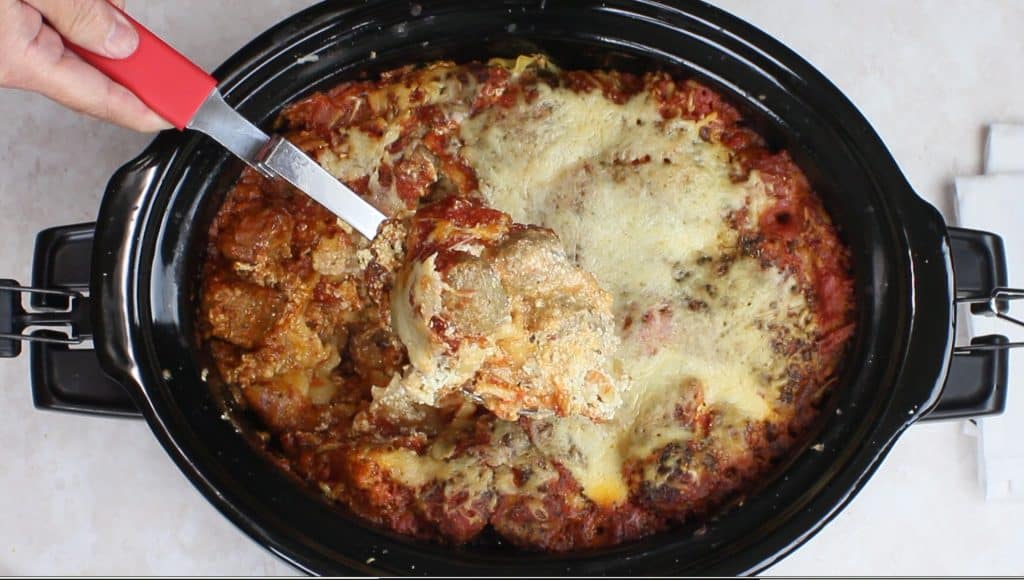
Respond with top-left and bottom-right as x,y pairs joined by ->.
62,0 -> 994,575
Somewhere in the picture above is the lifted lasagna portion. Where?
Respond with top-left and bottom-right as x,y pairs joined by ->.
371,196 -> 625,422
198,55 -> 856,551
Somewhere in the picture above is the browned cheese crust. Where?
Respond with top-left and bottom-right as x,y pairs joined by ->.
198,56 -> 855,550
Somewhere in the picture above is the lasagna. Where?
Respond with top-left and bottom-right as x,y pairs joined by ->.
199,55 -> 855,550
374,196 -> 625,422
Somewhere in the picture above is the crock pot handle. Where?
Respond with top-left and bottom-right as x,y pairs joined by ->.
920,227 -> 1013,421
0,224 -> 141,418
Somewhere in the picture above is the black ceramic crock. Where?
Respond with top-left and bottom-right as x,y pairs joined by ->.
0,0 -> 1016,575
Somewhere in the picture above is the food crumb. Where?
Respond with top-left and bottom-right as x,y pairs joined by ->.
161,369 -> 172,380
366,557 -> 376,564
296,53 -> 320,64
811,443 -> 825,452
200,368 -> 209,382
335,218 -> 354,234
370,50 -> 378,59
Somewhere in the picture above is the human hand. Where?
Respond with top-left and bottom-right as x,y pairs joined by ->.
0,0 -> 171,131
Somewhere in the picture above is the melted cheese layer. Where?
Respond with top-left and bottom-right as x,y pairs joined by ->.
458,72 -> 815,506
300,57 -> 822,509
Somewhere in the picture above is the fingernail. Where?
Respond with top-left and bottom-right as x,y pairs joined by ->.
105,12 -> 139,58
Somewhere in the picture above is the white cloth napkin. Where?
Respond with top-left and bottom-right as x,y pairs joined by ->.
954,124 -> 1024,500
984,124 -> 1024,174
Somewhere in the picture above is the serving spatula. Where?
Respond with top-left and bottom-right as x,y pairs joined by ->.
65,8 -> 387,240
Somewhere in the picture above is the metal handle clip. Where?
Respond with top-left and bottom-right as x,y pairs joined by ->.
0,282 -> 91,356
954,287 -> 1024,354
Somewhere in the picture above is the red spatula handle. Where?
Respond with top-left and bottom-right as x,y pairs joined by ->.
65,9 -> 217,130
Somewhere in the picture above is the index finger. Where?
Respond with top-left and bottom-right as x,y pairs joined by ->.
24,0 -> 137,58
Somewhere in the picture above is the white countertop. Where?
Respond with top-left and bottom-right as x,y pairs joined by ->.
1,0 -> 1022,575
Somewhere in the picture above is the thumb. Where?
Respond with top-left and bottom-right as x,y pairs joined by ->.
24,0 -> 138,58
